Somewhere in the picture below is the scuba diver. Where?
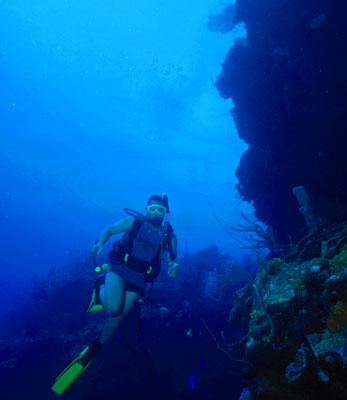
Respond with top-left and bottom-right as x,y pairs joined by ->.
51,194 -> 180,395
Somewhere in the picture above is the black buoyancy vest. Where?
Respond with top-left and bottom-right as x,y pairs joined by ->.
108,217 -> 171,281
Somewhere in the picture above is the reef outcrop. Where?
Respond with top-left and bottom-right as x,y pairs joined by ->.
229,222 -> 347,399
211,0 -> 347,244
210,4 -> 347,394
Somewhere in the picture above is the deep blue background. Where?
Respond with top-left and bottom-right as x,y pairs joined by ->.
0,1 -> 252,314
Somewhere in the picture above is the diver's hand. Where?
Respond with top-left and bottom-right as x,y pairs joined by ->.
90,244 -> 103,256
168,260 -> 180,277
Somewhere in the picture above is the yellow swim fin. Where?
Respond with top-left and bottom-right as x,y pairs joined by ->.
85,275 -> 104,312
51,339 -> 103,395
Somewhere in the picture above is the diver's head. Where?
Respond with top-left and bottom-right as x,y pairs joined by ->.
146,195 -> 167,227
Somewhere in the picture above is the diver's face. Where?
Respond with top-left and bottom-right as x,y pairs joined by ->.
146,201 -> 166,227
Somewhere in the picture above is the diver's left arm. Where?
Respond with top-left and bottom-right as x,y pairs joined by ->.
167,232 -> 180,277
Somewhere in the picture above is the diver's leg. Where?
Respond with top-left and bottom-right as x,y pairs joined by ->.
100,271 -> 125,344
101,271 -> 125,313
120,290 -> 138,317
99,279 -> 106,307
100,290 -> 138,344
99,283 -> 105,305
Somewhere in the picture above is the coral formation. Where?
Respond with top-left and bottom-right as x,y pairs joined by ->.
228,222 -> 347,398
212,0 -> 347,245
206,260 -> 253,302
231,212 -> 293,255
326,301 -> 347,333
0,246 -> 246,399
329,245 -> 347,275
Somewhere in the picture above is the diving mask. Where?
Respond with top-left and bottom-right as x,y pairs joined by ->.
146,204 -> 167,215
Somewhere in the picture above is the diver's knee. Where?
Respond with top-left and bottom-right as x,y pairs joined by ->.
105,304 -> 123,317
104,302 -> 121,315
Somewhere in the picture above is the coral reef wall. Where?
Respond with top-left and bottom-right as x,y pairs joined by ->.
228,221 -> 347,399
213,0 -> 347,243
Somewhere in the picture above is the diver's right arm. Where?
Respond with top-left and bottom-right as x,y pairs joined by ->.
90,216 -> 134,255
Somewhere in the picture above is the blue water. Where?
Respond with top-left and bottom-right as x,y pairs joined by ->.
0,1 -> 254,399
0,0 -> 251,313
